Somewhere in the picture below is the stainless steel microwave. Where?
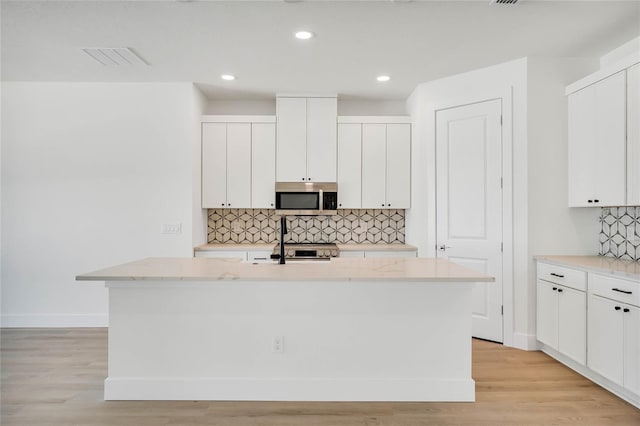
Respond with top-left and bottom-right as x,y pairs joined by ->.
275,182 -> 338,215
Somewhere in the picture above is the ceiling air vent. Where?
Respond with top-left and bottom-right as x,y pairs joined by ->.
490,0 -> 519,4
82,47 -> 147,67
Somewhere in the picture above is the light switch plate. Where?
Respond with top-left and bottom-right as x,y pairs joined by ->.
161,223 -> 182,234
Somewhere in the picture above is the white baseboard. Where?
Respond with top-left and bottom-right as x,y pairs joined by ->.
105,377 -> 476,401
1,314 -> 108,328
511,332 -> 540,351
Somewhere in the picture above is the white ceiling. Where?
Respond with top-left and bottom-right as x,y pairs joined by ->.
2,1 -> 639,101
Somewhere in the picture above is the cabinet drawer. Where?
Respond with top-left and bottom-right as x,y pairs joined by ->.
590,274 -> 640,307
537,262 -> 587,291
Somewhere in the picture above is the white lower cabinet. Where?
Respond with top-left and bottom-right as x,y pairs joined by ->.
364,250 -> 417,258
247,250 -> 273,262
339,251 -> 365,259
536,279 -> 586,365
194,251 -> 246,260
339,249 -> 417,258
537,260 -> 640,408
588,274 -> 640,395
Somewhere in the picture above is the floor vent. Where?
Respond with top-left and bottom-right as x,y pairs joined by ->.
490,0 -> 519,4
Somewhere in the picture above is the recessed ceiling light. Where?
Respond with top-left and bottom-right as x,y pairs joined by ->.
295,31 -> 314,40
377,75 -> 391,82
221,74 -> 236,81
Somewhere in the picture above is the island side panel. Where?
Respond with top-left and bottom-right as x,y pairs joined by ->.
105,280 -> 474,401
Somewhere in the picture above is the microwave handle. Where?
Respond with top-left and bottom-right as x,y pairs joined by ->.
319,189 -> 324,213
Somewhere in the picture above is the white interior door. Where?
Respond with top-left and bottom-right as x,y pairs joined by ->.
436,99 -> 503,343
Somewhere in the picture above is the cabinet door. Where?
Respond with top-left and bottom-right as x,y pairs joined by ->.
364,251 -> 417,258
337,123 -> 362,208
557,286 -> 586,365
361,124 -> 387,208
277,98 -> 307,182
252,123 -> 276,208
307,98 -> 337,182
588,294 -> 624,386
202,123 -> 227,208
628,64 -> 640,205
247,250 -> 273,262
593,71 -> 626,206
568,86 -> 596,207
339,250 -> 365,258
385,124 -> 411,208
536,280 -> 559,350
226,123 -> 252,208
194,251 -> 246,260
623,303 -> 640,394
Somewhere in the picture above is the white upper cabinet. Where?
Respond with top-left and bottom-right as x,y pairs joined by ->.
568,71 -> 627,207
276,97 -> 337,182
628,63 -> 640,205
251,123 -> 276,209
202,122 -> 251,209
385,124 -> 411,209
276,98 -> 307,182
226,124 -> 252,208
201,116 -> 275,209
362,124 -> 387,208
361,122 -> 411,209
307,98 -> 338,182
202,123 -> 228,208
337,123 -> 362,208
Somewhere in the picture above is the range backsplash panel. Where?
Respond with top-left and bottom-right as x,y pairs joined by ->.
600,206 -> 640,261
207,209 -> 405,244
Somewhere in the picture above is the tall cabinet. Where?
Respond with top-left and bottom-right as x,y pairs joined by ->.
276,96 -> 337,182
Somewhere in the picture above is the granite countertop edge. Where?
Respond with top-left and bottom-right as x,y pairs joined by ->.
194,243 -> 418,252
534,255 -> 640,282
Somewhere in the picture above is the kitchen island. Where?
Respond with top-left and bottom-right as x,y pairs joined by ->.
77,257 -> 493,402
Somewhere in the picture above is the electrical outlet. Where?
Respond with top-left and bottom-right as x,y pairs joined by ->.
161,223 -> 182,234
272,335 -> 284,353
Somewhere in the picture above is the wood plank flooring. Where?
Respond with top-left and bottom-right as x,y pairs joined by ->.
1,328 -> 639,425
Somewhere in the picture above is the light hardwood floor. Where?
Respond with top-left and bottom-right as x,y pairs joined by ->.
1,328 -> 639,425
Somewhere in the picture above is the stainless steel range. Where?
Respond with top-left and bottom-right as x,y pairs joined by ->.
273,243 -> 339,261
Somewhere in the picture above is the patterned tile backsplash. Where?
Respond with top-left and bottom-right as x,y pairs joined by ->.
600,207 -> 640,261
207,209 -> 405,244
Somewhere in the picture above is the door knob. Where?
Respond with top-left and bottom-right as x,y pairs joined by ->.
438,245 -> 452,251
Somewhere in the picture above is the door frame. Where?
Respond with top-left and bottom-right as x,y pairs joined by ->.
434,98 -> 505,343
429,89 -> 514,348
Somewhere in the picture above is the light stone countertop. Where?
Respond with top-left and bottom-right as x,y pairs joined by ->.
77,257 -> 492,283
535,255 -> 640,281
194,243 -> 418,252
194,243 -> 273,252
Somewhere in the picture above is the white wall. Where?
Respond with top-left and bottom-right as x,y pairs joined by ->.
337,100 -> 407,116
406,58 -> 527,348
205,99 -> 276,115
406,57 -> 599,350
192,86 -> 208,248
204,98 -> 407,116
1,82 -> 201,326
526,57 -> 601,342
